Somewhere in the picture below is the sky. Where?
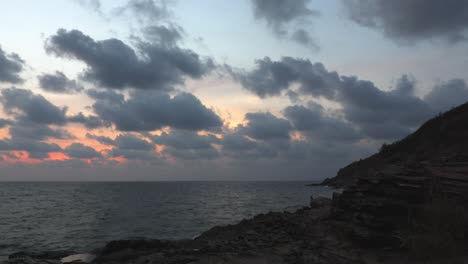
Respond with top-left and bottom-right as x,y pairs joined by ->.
0,0 -> 468,181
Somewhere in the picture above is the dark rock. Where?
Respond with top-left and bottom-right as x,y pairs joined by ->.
310,197 -> 331,209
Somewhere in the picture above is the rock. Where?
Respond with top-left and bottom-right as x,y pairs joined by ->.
310,197 -> 331,209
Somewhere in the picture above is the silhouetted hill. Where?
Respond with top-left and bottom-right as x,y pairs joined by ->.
323,101 -> 468,187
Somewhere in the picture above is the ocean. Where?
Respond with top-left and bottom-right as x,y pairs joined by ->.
0,181 -> 333,257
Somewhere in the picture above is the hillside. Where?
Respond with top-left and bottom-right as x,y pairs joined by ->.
323,101 -> 468,187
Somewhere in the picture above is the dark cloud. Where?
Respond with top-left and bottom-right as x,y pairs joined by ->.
45,28 -> 214,90
102,134 -> 157,160
0,120 -> 73,160
220,132 -> 279,160
233,57 -> 339,98
109,148 -> 157,160
28,151 -> 51,160
87,89 -> 124,102
151,130 -> 219,160
152,130 -> 218,149
221,133 -> 257,152
88,89 -> 222,131
164,147 -> 219,160
424,79 -> 468,113
0,87 -> 67,125
86,133 -> 115,146
0,46 -> 24,84
344,0 -> 468,43
239,112 -> 292,140
291,29 -> 314,46
64,143 -> 102,159
338,75 -> 432,139
284,104 -> 360,142
0,137 -> 61,155
142,25 -> 183,48
251,0 -> 319,48
115,134 -> 153,150
38,71 -> 83,94
235,57 -> 459,141
9,122 -> 74,141
0,118 -> 13,128
67,112 -> 109,129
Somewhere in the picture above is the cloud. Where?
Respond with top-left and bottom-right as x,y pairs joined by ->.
232,57 -> 339,98
74,0 -> 103,15
221,133 -> 257,152
108,134 -> 157,160
64,143 -> 101,159
88,89 -> 222,131
152,130 -> 218,149
164,147 -> 219,160
142,25 -> 183,47
0,138 -> 61,158
343,0 -> 468,43
114,0 -> 170,23
38,71 -> 83,94
86,133 -> 115,146
85,133 -> 158,161
67,112 -> 109,129
0,87 -> 67,125
9,122 -> 75,141
337,75 -> 432,139
239,112 -> 292,140
234,57 -> 464,141
109,148 -> 157,160
0,118 -> 13,128
0,119 -> 74,160
220,131 -> 278,160
151,130 -> 219,160
0,46 -> 24,84
115,134 -> 153,150
251,0 -> 319,48
424,79 -> 468,113
45,28 -> 214,90
284,104 -> 361,142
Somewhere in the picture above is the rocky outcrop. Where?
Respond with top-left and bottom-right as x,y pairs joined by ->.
322,162 -> 468,264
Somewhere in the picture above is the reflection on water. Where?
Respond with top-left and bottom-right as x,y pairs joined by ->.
0,181 -> 333,255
